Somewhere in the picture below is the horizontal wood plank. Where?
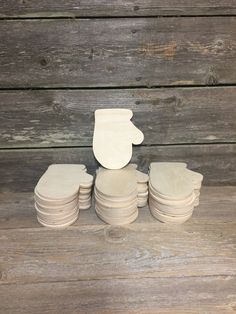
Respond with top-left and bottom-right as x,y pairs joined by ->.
0,275 -> 235,313
0,217 -> 235,285
1,1 -> 236,17
0,144 -> 235,192
1,87 -> 236,148
1,18 -> 236,87
0,186 -> 236,229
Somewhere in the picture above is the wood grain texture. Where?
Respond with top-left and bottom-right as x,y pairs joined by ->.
0,144 -> 235,192
1,87 -> 236,148
1,276 -> 235,314
0,6 -> 235,313
1,0 -> 236,17
1,216 -> 235,284
1,17 -> 236,88
0,186 -> 235,313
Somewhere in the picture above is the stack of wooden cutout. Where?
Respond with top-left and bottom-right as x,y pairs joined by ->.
136,168 -> 149,207
34,164 -> 93,228
94,164 -> 148,225
93,108 -> 146,225
149,162 -> 203,224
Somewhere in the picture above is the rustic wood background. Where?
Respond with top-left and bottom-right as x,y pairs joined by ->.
1,3 -> 236,313
1,2 -> 236,191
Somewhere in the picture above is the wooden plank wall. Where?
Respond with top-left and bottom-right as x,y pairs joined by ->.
0,1 -> 236,191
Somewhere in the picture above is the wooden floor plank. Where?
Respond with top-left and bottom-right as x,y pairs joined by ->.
1,87 -> 236,148
1,18 -> 236,87
1,0 -> 236,18
0,276 -> 235,314
0,220 -> 235,285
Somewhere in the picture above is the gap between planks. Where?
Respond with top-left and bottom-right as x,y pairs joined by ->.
1,15 -> 236,20
1,83 -> 236,91
1,142 -> 236,151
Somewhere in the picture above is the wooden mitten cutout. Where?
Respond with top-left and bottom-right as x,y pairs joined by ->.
149,164 -> 193,201
136,170 -> 149,184
148,162 -> 203,224
149,162 -> 187,171
182,169 -> 203,189
181,168 -> 203,206
93,109 -> 144,169
36,164 -> 90,202
94,165 -> 139,225
34,164 -> 93,228
136,170 -> 149,207
78,172 -> 93,210
95,165 -> 137,198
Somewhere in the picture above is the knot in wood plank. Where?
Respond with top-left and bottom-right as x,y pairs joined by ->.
104,226 -> 127,243
0,269 -> 7,282
39,57 -> 48,67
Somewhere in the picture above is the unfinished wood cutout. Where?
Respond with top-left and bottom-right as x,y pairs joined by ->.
148,162 -> 203,224
149,162 -> 187,171
136,170 -> 149,184
95,205 -> 138,226
182,169 -> 203,189
182,169 -> 203,208
149,207 -> 192,224
94,165 -> 139,225
36,164 -> 92,201
37,214 -> 78,229
34,164 -> 93,228
35,204 -> 78,222
95,165 -> 138,198
136,170 -> 149,207
93,109 -> 144,169
149,165 -> 194,200
94,165 -> 149,225
36,198 -> 78,214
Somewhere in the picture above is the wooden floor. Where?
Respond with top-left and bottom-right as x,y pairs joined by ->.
0,186 -> 235,313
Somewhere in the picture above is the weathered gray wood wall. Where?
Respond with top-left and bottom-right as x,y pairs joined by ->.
0,2 -> 236,191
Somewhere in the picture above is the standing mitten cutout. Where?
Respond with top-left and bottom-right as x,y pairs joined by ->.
93,109 -> 144,169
